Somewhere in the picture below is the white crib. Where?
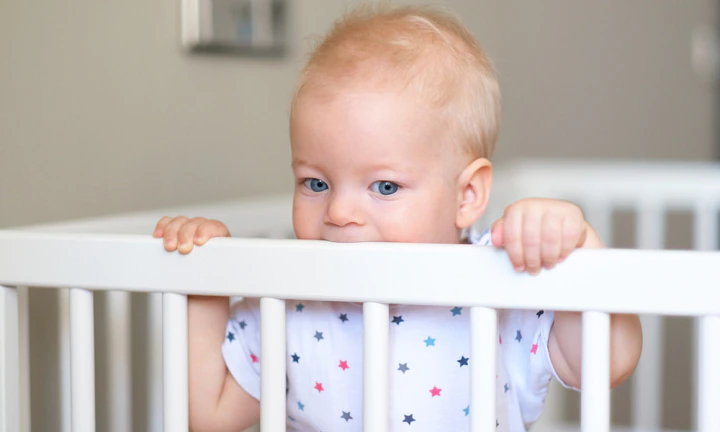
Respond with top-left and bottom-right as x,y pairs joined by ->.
1,159 -> 720,432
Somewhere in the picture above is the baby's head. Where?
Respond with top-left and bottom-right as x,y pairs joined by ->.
290,4 -> 501,244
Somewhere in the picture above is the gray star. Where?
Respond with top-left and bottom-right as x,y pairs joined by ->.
314,331 -> 324,341
341,411 -> 353,422
515,330 -> 522,342
398,363 -> 409,374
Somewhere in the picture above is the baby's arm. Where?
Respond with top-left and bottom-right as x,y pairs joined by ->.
154,217 -> 260,431
492,199 -> 642,389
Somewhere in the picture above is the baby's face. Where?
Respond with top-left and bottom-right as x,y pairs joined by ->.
290,88 -> 466,244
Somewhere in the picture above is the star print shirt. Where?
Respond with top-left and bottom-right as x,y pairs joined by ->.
222,228 -> 569,431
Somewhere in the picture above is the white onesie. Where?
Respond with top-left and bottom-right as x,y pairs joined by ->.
222,229 -> 568,431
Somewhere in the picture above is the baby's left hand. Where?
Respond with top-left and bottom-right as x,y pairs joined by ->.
491,198 -> 603,275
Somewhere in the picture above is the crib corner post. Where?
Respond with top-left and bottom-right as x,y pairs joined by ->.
0,285 -> 20,432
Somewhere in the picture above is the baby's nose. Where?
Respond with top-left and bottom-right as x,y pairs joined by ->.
325,193 -> 363,227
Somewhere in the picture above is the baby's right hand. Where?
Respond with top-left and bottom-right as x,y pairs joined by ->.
153,216 -> 230,254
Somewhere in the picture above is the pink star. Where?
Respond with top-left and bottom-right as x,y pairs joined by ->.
250,353 -> 258,363
430,386 -> 442,397
531,343 -> 538,355
339,360 -> 349,371
315,382 -> 324,393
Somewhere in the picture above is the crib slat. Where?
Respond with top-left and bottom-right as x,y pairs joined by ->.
633,202 -> 665,429
260,298 -> 286,432
581,311 -> 610,432
692,204 -> 718,430
60,289 -> 72,432
106,291 -> 132,432
70,288 -> 96,432
163,293 -> 188,432
17,286 -> 31,432
470,307 -> 496,432
363,302 -> 389,432
697,315 -> 720,432
0,285 -> 20,432
148,293 -> 164,432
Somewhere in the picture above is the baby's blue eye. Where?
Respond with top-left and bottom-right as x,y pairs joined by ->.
304,178 -> 328,192
372,181 -> 400,196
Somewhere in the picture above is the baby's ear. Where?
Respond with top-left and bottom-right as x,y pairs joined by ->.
455,158 -> 492,229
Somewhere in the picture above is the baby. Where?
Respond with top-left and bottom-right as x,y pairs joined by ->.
154,4 -> 642,431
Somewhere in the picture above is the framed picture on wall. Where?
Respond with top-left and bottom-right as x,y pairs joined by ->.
181,0 -> 285,54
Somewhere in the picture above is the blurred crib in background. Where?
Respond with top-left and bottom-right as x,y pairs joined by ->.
2,158 -> 720,432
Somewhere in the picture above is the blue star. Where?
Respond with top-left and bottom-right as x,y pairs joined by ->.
288,415 -> 296,422
238,320 -> 247,330
537,310 -> 544,318
339,313 -> 348,323
504,383 -> 510,393
450,307 -> 462,316
291,353 -> 300,363
457,356 -> 469,367
398,363 -> 409,374
515,330 -> 522,342
403,414 -> 415,425
226,331 -> 235,342
424,336 -> 436,347
463,406 -> 469,416
392,315 -> 404,325
314,331 -> 324,341
296,303 -> 305,312
298,401 -> 305,411
341,411 -> 353,422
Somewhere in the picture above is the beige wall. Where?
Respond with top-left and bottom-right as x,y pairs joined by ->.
1,0 -> 716,430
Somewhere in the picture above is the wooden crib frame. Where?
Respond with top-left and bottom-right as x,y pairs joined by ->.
2,159 -> 720,432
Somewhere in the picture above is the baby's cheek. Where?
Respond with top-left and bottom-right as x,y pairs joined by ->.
292,200 -> 321,240
376,210 -> 438,243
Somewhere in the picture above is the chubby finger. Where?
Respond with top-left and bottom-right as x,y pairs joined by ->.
490,218 -> 504,247
162,216 -> 189,252
194,219 -> 230,245
540,214 -> 562,270
522,211 -> 543,275
177,218 -> 207,254
153,216 -> 173,238
502,208 -> 525,272
558,218 -> 582,263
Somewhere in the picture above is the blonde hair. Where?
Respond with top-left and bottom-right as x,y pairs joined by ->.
291,3 -> 501,159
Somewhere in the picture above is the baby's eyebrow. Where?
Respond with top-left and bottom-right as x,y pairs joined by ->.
291,159 -> 312,169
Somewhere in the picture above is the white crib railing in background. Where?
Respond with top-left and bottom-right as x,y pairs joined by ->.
2,160 -> 720,432
2,231 -> 720,432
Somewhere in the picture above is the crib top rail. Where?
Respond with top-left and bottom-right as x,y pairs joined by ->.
1,229 -> 718,316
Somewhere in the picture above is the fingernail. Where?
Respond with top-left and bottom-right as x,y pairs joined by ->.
515,265 -> 525,272
194,235 -> 204,243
